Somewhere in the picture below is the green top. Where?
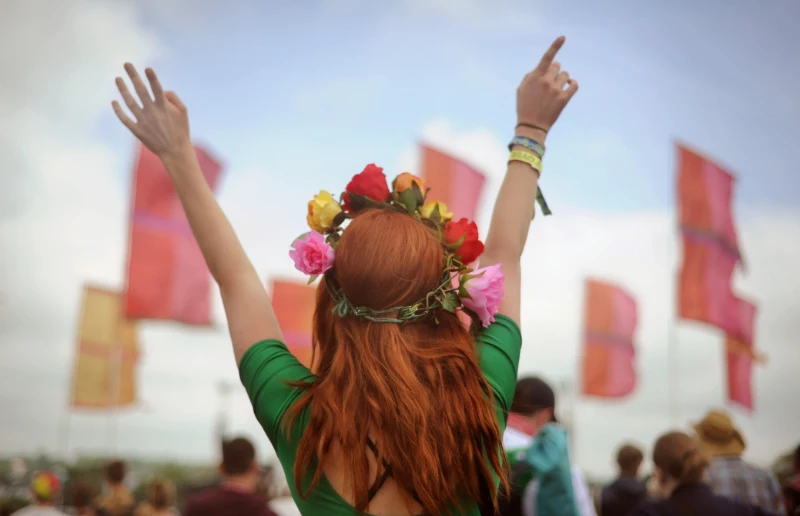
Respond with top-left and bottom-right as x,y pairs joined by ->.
239,315 -> 522,515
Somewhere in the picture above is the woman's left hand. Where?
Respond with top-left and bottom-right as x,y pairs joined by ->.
112,64 -> 192,163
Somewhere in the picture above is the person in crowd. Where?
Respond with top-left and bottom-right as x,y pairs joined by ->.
601,443 -> 648,516
95,460 -> 134,516
111,30 -> 577,515
631,431 -> 778,516
495,376 -> 595,516
184,437 -> 276,516
783,444 -> 800,515
134,478 -> 178,516
13,472 -> 66,516
644,473 -> 667,501
70,481 -> 97,516
694,410 -> 785,514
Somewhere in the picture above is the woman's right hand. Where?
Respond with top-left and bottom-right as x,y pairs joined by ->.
516,36 -> 578,134
112,63 -> 193,164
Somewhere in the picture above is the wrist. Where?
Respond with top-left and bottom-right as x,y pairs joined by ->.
160,143 -> 197,173
514,125 -> 547,146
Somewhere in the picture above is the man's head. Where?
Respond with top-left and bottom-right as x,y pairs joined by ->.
104,460 -> 127,487
693,409 -> 746,458
70,480 -> 96,515
793,443 -> 800,473
616,443 -> 644,477
510,376 -> 557,434
31,471 -> 61,505
220,437 -> 258,483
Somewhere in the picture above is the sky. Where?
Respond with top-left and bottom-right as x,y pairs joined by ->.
1,0 -> 799,482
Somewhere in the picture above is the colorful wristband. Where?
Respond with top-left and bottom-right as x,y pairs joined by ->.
508,136 -> 545,157
508,150 -> 552,217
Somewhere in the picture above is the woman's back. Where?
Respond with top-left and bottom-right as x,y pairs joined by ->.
110,35 -> 576,515
240,306 -> 522,515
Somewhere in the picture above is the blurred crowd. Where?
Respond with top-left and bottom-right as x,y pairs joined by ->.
494,376 -> 798,516
3,378 -> 798,515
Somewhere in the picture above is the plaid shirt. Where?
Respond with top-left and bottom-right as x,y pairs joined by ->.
706,456 -> 786,514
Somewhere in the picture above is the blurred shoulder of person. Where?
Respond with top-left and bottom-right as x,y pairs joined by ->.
601,443 -> 648,516
783,443 -> 800,515
184,437 -> 276,516
95,461 -> 134,516
134,478 -> 178,516
631,431 -> 779,516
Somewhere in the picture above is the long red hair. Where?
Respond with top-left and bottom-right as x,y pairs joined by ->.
284,208 -> 508,514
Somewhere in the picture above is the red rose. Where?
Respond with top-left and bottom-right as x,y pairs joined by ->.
444,218 -> 484,264
342,164 -> 392,212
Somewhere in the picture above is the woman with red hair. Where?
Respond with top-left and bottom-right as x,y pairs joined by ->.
112,36 -> 577,515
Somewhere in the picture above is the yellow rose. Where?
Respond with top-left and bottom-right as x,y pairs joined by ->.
306,190 -> 342,232
420,201 -> 453,222
394,172 -> 425,193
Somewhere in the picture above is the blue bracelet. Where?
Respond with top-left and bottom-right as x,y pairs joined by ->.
508,136 -> 545,157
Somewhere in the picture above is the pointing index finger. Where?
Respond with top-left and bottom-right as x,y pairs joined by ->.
535,36 -> 565,74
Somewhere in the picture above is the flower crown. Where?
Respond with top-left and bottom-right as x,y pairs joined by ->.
289,164 -> 504,327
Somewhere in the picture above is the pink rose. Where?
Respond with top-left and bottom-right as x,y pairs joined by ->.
460,263 -> 505,327
289,231 -> 335,276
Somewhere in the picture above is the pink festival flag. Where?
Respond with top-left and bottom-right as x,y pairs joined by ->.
725,297 -> 758,411
581,279 -> 638,398
124,143 -> 224,325
676,144 -> 741,257
420,144 -> 486,222
679,229 -> 739,334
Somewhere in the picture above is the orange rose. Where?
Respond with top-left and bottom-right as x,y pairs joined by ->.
394,172 -> 425,193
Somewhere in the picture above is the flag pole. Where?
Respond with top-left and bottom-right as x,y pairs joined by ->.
668,141 -> 681,427
667,316 -> 679,427
58,286 -> 90,461
107,345 -> 122,454
107,142 -> 141,455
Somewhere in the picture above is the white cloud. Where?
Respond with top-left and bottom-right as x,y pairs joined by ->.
323,0 -> 542,32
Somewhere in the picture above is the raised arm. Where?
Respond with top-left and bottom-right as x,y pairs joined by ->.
112,64 -> 281,363
481,37 -> 578,325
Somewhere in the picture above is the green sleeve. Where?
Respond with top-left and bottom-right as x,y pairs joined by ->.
476,315 -> 522,418
238,340 -> 315,447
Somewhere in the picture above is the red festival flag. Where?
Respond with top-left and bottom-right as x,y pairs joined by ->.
725,297 -> 758,410
678,229 -> 739,334
124,144 -> 223,325
270,279 -> 317,368
420,144 -> 486,222
676,144 -> 741,257
581,279 -> 638,398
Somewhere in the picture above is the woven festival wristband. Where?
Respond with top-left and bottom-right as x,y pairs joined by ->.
507,136 -> 545,157
509,149 -> 542,174
508,150 -> 552,216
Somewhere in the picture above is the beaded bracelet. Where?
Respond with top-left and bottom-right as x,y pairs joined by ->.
516,123 -> 549,134
508,136 -> 545,157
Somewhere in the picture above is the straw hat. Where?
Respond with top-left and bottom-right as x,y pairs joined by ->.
693,410 -> 746,457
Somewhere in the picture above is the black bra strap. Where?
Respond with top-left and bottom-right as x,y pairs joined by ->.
365,437 -> 422,505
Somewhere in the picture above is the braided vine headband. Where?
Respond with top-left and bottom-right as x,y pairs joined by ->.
288,164 -> 505,327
